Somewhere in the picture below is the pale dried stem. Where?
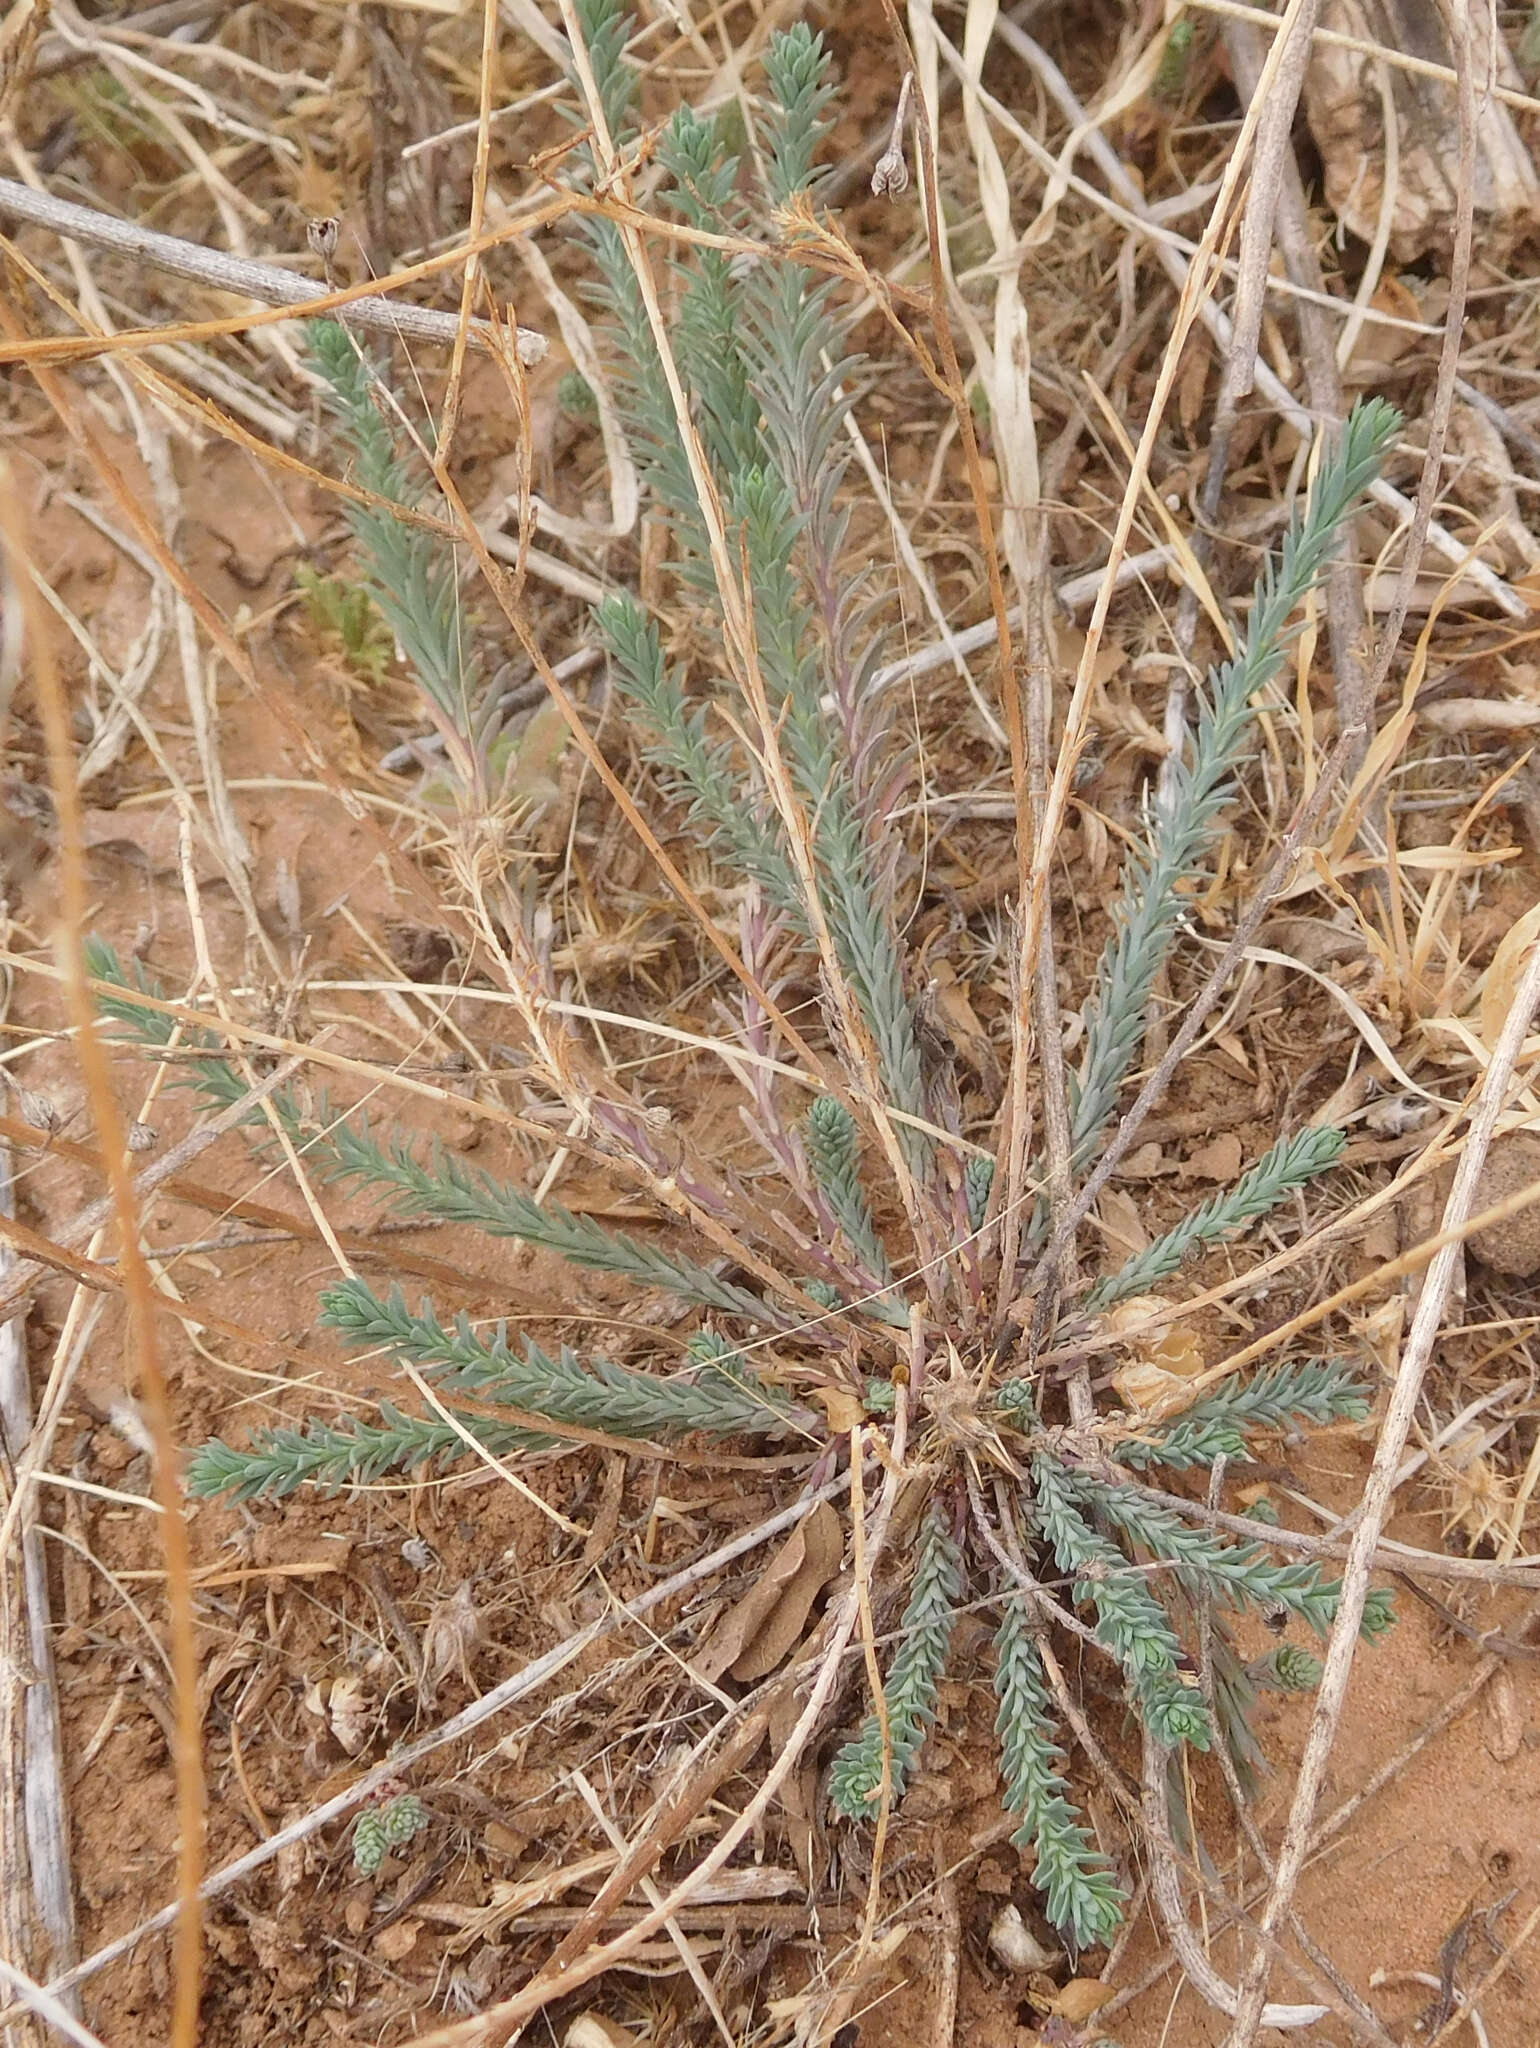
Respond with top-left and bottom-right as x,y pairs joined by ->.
1423,1899 -> 1540,2048
1,1135 -> 82,2031
928,1845 -> 961,2048
1219,961 -> 1540,2036
0,1959 -> 105,2048
570,1772 -> 735,2047
434,0 -> 501,468
0,177 -> 546,360
1188,0 -> 1540,117
1357,11 -> 1481,711
1026,546 -> 1081,1400
1139,1727 -> 1328,2030
0,489 -> 205,2048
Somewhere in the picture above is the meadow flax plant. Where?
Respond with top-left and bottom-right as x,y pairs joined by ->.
88,8 -> 1405,1965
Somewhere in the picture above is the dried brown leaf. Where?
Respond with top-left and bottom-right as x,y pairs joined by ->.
420,1581 -> 483,1706
1046,1975 -> 1119,2023
696,1499 -> 843,1683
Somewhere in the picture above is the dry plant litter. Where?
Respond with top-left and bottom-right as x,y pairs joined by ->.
3,2 -> 1540,2047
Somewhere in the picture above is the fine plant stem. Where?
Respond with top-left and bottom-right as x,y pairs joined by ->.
0,176 -> 549,360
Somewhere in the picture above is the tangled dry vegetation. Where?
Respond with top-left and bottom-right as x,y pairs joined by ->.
5,3 -> 1540,2047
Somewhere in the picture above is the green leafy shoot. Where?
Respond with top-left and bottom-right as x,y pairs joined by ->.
994,1601 -> 1126,1950
190,1279 -> 801,1503
295,564 -> 395,685
1116,1358 -> 1373,1473
353,1793 -> 429,1874
1068,399 -> 1402,1171
1085,1125 -> 1346,1311
305,318 -> 486,794
1031,1454 -> 1211,1751
829,1505 -> 963,1813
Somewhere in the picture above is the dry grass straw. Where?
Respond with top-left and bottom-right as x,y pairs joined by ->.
3,0 -> 1540,2042
0,490 -> 205,2043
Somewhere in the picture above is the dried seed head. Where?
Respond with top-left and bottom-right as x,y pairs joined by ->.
419,1581 -> 482,1705
988,1901 -> 1060,1973
18,1087 -> 61,1136
872,71 -> 915,201
871,144 -> 909,199
307,215 -> 340,270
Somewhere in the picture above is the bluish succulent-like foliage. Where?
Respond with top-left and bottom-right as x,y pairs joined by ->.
993,1601 -> 1127,1950
828,1504 -> 964,1811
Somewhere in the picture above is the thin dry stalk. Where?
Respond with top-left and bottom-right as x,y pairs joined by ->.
1139,1726 -> 1327,2030
928,1843 -> 962,2048
1193,1481 -> 1400,2048
0,177 -> 546,361
570,1771 -> 735,2046
0,1959 -> 106,2048
1126,1482 -> 1540,1588
1189,0 -> 1540,117
1023,527 -> 1084,1409
1220,939 -> 1540,2045
1423,1898 -> 1540,2048
435,0 -> 503,467
0,476 -> 204,2048
889,0 -> 1030,1252
0,1135 -> 81,2023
